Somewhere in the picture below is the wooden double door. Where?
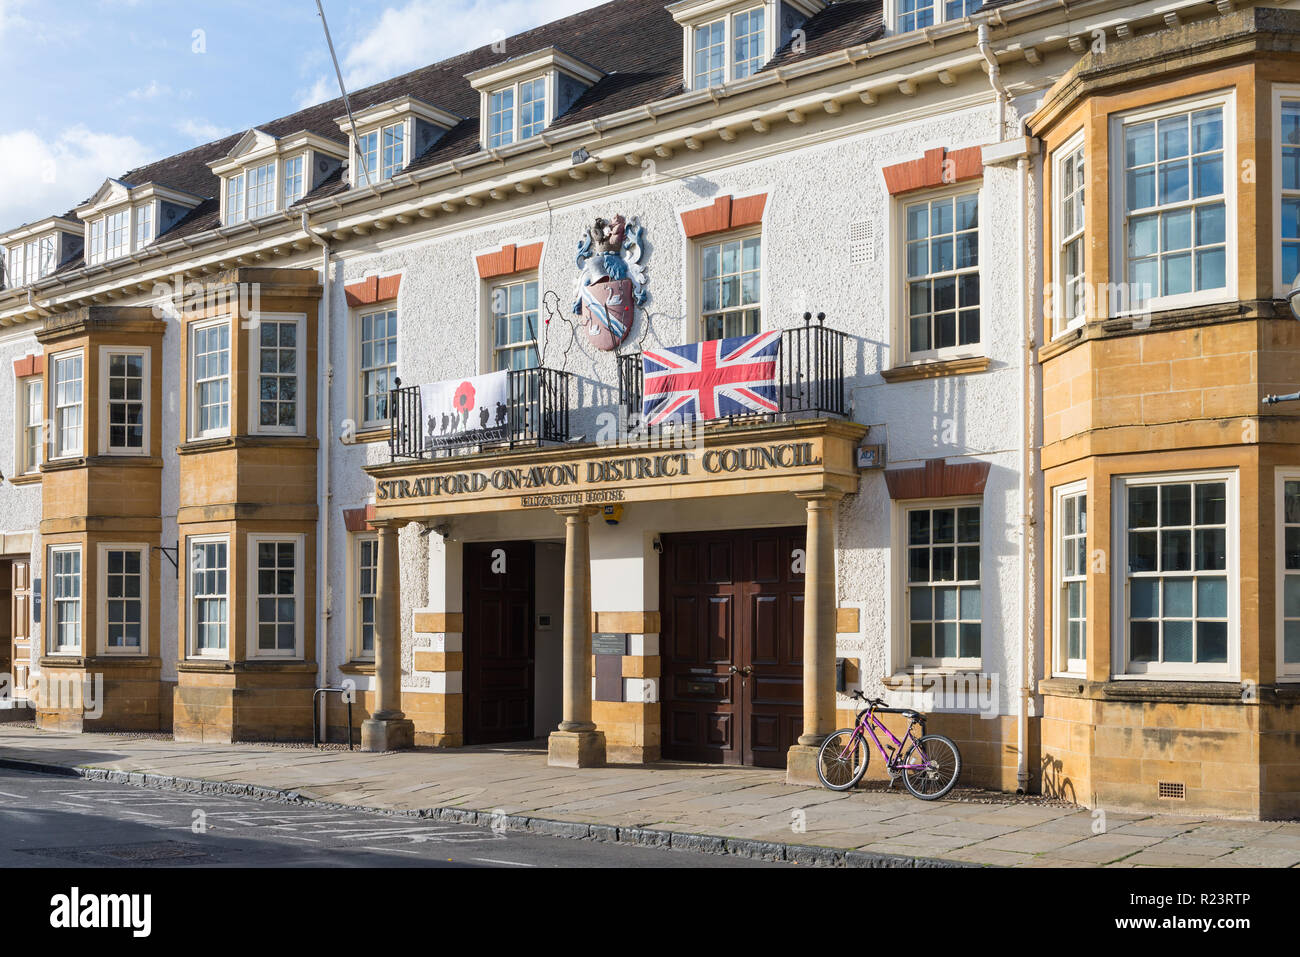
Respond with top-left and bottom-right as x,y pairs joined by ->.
660,528 -> 805,768
463,542 -> 535,745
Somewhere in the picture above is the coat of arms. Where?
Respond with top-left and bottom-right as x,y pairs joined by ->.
572,214 -> 647,352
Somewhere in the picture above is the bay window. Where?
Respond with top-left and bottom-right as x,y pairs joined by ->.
251,314 -> 304,434
52,351 -> 84,458
1054,135 -> 1086,333
102,546 -> 146,654
189,537 -> 229,656
1276,90 -> 1300,292
1280,471 -> 1300,679
101,349 -> 149,454
1116,96 -> 1233,311
1114,472 -> 1236,676
190,319 -> 231,439
49,545 -> 82,654
249,536 -> 303,658
1055,483 -> 1088,674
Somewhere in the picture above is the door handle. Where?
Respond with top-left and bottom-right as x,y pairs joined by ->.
739,666 -> 753,677
728,665 -> 739,674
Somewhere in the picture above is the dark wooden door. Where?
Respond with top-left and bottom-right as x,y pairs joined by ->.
463,542 -> 535,745
10,561 -> 30,695
660,528 -> 805,768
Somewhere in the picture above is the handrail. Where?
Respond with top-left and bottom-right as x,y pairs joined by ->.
312,686 -> 354,750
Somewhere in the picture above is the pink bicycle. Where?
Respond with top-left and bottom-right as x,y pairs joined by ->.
816,690 -> 961,800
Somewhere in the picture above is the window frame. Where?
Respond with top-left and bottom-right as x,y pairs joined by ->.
1108,90 -> 1237,315
50,348 -> 84,460
246,533 -> 306,660
48,543 -> 83,656
97,542 -> 149,657
1277,468 -> 1300,681
1110,468 -> 1239,680
486,78 -> 552,148
488,275 -> 541,372
186,534 -> 231,660
896,182 -> 984,363
349,532 -> 379,662
98,346 -> 151,457
891,0 -> 983,34
355,306 -> 398,431
15,372 -> 43,476
283,153 -> 307,207
188,316 -> 233,441
894,496 -> 984,672
355,121 -> 407,186
694,226 -> 763,343
1052,131 -> 1087,337
1052,480 -> 1088,676
247,312 -> 306,437
687,5 -> 767,90
1272,84 -> 1300,298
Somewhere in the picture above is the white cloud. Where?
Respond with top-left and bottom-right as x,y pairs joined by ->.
175,118 -> 231,144
0,126 -> 152,228
297,0 -> 607,108
128,80 -> 171,101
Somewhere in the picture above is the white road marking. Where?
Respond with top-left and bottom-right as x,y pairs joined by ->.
471,857 -> 536,867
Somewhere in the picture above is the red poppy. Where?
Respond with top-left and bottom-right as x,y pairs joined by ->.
453,381 -> 476,414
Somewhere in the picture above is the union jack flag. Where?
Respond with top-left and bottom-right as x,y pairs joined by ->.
642,330 -> 782,427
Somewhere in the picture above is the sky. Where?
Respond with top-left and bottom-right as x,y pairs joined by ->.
0,0 -> 608,230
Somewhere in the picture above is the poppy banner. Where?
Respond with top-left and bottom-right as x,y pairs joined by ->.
419,369 -> 511,450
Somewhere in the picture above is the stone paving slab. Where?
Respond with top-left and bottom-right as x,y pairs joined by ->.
0,727 -> 1298,868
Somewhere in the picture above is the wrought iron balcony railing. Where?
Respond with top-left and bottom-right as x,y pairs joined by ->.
617,315 -> 849,429
387,366 -> 572,461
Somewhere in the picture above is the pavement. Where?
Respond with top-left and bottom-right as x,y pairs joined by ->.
2,725 -> 1299,867
0,767 -> 776,868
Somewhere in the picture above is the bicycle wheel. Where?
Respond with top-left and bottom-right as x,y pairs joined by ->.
816,729 -> 869,791
899,734 -> 961,800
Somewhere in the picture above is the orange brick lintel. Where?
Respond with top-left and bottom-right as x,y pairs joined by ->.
13,353 -> 44,378
344,273 -> 402,308
680,193 -> 768,239
342,505 -> 376,532
884,457 -> 991,499
882,146 -> 985,196
476,242 -> 544,280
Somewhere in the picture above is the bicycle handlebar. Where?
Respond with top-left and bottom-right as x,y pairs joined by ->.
850,690 -> 887,708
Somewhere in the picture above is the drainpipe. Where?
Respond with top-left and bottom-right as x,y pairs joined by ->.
303,212 -> 333,738
977,24 -> 1008,139
1016,151 -> 1036,795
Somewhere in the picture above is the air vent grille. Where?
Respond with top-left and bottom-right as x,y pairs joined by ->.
1157,780 -> 1186,800
849,221 -> 875,265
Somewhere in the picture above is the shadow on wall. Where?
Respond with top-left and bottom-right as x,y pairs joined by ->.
1040,754 -> 1076,803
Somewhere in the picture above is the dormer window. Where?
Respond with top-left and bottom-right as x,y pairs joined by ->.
896,0 -> 982,33
672,0 -> 822,91
4,236 -> 54,288
338,98 -> 457,189
77,180 -> 201,266
211,129 -> 347,225
356,123 -> 405,186
487,77 -> 547,148
466,48 -> 603,152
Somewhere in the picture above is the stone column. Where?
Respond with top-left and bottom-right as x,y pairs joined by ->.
787,490 -> 843,785
361,522 -> 415,751
548,506 -> 605,767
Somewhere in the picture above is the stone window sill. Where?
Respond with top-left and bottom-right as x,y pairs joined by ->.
882,669 -> 992,692
7,472 -> 41,486
880,356 -> 990,383
339,660 -> 376,675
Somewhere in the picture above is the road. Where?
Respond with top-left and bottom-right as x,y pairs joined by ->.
0,768 -> 781,868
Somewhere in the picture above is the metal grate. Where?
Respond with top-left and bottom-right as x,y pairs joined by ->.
1157,780 -> 1186,800
848,221 -> 875,265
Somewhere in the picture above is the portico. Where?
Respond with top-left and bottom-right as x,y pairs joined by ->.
363,417 -> 866,776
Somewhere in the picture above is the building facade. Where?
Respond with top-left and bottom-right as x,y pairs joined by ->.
0,0 -> 1296,816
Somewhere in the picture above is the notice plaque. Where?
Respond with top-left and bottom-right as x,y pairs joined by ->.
592,633 -> 628,656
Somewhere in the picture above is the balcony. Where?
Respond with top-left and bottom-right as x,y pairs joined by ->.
618,316 -> 849,431
387,366 -> 572,461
